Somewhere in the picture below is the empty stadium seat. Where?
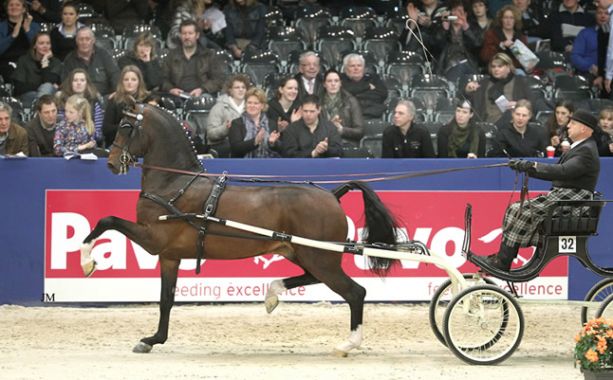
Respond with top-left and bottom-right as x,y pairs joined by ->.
360,134 -> 383,158
294,8 -> 333,49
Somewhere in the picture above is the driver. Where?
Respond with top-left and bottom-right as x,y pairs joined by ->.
472,109 -> 601,271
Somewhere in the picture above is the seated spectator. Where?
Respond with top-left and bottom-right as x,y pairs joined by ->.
12,31 -> 62,107
464,53 -> 534,123
480,5 -> 529,70
223,0 -> 267,59
549,0 -> 594,54
161,20 -> 225,102
437,99 -> 486,158
62,27 -> 120,97
0,0 -> 41,80
24,94 -> 57,156
381,99 -> 435,158
597,106 -> 613,156
295,51 -> 323,101
432,0 -> 481,83
105,0 -> 149,35
544,99 -> 574,156
103,66 -> 150,147
319,69 -> 364,147
206,74 -> 250,158
512,0 -> 548,42
571,5 -> 609,81
267,76 -> 302,134
281,95 -> 342,158
340,53 -> 387,119
118,32 -> 163,91
488,99 -> 548,157
53,94 -> 96,156
28,0 -> 62,24
167,0 -> 226,50
228,88 -> 281,158
469,0 -> 491,44
49,2 -> 83,61
56,68 -> 104,145
0,101 -> 28,155
402,0 -> 447,58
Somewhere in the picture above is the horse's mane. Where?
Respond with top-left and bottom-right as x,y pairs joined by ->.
144,104 -> 204,171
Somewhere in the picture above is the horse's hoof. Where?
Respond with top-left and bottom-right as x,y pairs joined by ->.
81,259 -> 96,278
132,341 -> 153,353
332,349 -> 349,358
265,295 -> 279,314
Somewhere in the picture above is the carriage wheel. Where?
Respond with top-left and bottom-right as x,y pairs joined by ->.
582,279 -> 613,325
428,274 -> 495,347
595,293 -> 613,320
443,284 -> 524,365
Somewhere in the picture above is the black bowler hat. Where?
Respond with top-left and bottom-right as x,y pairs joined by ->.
570,109 -> 599,132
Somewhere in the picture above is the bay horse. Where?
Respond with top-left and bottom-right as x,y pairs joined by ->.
80,103 -> 399,356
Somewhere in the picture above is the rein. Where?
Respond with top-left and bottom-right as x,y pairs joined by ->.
136,162 -> 511,184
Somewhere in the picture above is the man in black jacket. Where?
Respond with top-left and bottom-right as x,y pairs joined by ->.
281,95 -> 342,158
473,109 -> 601,271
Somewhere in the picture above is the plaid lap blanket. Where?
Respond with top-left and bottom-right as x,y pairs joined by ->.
502,187 -> 593,247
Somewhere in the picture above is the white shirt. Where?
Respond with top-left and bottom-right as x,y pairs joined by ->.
301,77 -> 315,94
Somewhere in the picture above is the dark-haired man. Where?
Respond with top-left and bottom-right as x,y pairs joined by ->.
281,95 -> 342,158
24,94 -> 57,156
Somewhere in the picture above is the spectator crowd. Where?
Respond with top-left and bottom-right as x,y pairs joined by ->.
1,0 -> 613,158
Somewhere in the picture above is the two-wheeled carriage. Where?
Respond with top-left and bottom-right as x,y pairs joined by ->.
428,198 -> 612,364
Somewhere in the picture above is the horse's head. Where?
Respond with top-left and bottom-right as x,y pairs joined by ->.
107,104 -> 146,175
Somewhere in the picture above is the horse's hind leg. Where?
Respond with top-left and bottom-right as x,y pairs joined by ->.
265,273 -> 320,313
297,250 -> 366,357
133,257 -> 180,353
80,216 -> 153,276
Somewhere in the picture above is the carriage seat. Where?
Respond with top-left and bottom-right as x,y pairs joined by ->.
541,200 -> 605,237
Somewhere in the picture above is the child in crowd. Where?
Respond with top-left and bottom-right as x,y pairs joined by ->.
598,107 -> 613,156
53,95 -> 96,156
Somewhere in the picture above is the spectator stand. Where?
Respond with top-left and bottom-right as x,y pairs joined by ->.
183,94 -> 217,153
315,25 -> 357,71
294,7 -> 333,50
267,26 -> 306,71
239,50 -> 281,88
338,6 -> 378,42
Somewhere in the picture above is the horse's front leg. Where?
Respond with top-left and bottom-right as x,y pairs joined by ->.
80,216 -> 153,276
133,257 -> 180,353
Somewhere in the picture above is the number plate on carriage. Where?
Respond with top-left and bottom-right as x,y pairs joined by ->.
558,236 -> 576,253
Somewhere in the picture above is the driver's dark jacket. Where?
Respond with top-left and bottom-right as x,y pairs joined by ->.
528,138 -> 600,193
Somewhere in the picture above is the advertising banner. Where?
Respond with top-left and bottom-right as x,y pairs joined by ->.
44,189 -> 566,302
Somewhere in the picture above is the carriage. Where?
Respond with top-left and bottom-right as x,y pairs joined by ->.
80,103 -> 611,365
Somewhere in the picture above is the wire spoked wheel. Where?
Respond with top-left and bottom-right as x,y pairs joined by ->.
429,274 -> 495,347
443,284 -> 524,365
582,278 -> 613,325
596,293 -> 613,320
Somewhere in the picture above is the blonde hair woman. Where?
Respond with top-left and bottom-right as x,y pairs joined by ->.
228,87 -> 281,158
53,94 -> 96,156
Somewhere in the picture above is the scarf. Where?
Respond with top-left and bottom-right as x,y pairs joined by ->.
242,113 -> 278,158
487,72 -> 514,103
323,93 -> 343,122
448,121 -> 480,158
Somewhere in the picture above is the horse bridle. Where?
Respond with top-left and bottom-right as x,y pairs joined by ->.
111,105 -> 145,175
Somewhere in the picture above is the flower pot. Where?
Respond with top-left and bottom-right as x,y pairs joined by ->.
583,369 -> 613,380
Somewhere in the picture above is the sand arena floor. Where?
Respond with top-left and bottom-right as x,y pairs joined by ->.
0,302 -> 585,380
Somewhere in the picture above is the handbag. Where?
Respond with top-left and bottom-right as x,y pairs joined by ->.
509,39 -> 540,72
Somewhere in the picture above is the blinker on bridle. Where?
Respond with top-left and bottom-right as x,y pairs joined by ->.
112,105 -> 145,175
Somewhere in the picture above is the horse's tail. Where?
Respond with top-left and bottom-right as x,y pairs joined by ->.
332,181 -> 398,276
